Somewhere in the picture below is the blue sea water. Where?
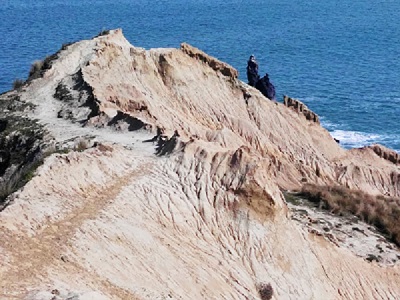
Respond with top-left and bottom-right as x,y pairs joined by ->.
1,0 -> 399,151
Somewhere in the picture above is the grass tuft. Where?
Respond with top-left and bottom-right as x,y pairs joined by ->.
28,60 -> 44,78
0,155 -> 44,204
12,79 -> 25,90
96,29 -> 110,37
74,139 -> 89,152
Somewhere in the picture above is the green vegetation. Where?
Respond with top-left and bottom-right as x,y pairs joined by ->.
0,155 -> 44,203
0,146 -> 78,205
283,191 -> 302,205
298,184 -> 400,246
0,141 -> 94,206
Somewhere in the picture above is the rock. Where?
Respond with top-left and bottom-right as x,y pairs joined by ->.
60,255 -> 69,263
283,95 -> 320,123
352,227 -> 367,236
368,144 -> 400,165
180,43 -> 238,79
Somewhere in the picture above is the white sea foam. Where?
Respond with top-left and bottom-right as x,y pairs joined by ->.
330,130 -> 382,148
330,130 -> 400,153
320,117 -> 340,131
300,96 -> 319,103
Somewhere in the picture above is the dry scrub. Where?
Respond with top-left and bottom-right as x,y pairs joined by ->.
12,79 -> 25,90
299,184 -> 400,246
29,60 -> 44,78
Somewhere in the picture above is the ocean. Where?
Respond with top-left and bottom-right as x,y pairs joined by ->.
1,0 -> 399,152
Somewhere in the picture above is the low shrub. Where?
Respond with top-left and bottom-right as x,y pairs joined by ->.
96,29 -> 110,37
0,176 -> 18,203
0,146 -> 71,206
299,184 -> 400,246
74,139 -> 89,152
61,42 -> 74,51
12,79 -> 25,90
17,41 -> 76,86
28,60 -> 44,78
0,155 -> 44,204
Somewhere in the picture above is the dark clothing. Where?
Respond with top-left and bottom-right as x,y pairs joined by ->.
256,74 -> 276,100
246,59 -> 259,87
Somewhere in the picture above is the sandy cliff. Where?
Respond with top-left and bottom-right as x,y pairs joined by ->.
0,29 -> 399,299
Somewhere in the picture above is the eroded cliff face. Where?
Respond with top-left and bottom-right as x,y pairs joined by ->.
0,29 -> 399,299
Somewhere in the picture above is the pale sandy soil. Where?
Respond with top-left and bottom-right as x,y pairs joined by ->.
1,29 -> 399,299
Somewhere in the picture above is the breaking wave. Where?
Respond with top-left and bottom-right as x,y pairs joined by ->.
329,129 -> 400,153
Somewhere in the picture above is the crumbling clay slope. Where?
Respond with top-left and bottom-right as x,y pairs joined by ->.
0,29 -> 399,299
79,30 -> 400,196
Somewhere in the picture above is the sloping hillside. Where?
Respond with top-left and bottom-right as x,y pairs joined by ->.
0,29 -> 399,299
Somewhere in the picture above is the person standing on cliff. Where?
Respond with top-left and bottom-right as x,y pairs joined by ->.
246,55 -> 259,87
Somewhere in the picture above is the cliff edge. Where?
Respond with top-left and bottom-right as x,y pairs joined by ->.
0,29 -> 399,300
